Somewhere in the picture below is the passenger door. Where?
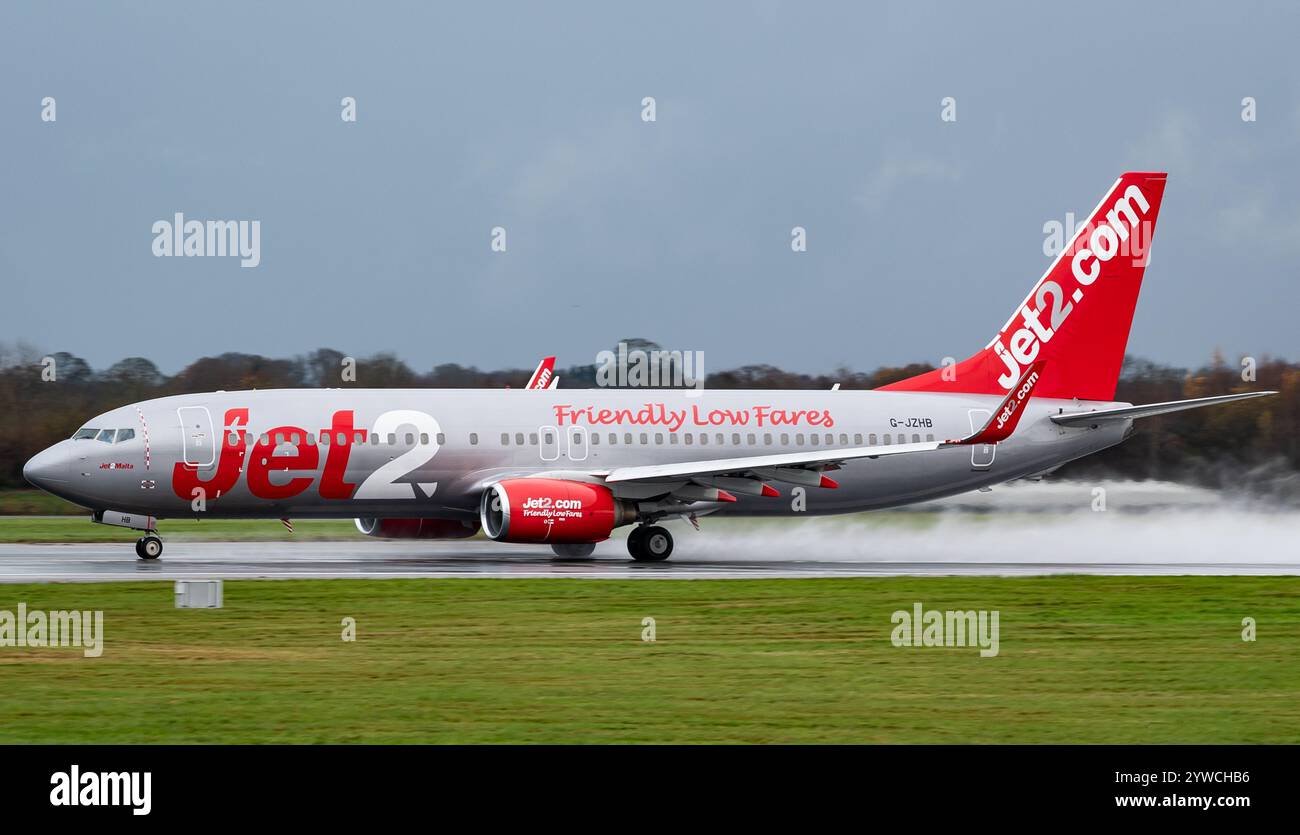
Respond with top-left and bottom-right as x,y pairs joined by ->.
178,406 -> 216,468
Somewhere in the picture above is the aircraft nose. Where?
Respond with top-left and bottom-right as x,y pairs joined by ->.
23,445 -> 70,490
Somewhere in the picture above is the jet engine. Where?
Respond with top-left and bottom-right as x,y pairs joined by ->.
479,478 -> 635,544
354,517 -> 480,539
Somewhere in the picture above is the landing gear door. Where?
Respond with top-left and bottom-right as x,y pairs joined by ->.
967,409 -> 995,469
178,406 -> 216,468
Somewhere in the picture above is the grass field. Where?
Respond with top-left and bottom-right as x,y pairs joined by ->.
0,488 -> 86,516
1,577 -> 1297,743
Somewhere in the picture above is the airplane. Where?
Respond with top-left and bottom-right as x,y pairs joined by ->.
525,357 -> 559,390
23,172 -> 1275,562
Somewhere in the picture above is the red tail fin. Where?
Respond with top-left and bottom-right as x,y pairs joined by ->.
880,172 -> 1167,401
526,357 -> 556,390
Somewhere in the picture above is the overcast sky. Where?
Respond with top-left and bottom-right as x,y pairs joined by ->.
2,1 -> 1297,375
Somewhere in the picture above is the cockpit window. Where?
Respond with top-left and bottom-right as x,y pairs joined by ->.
72,428 -> 99,440
95,429 -> 116,443
115,428 -> 135,443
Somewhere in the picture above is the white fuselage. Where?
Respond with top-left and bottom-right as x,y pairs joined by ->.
25,387 -> 1130,521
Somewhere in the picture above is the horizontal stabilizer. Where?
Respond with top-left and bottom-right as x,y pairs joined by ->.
1050,391 -> 1277,427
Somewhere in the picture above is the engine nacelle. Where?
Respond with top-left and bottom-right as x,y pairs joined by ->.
354,517 -> 480,539
479,478 -> 634,544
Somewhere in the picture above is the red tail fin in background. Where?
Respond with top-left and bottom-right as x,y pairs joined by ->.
879,172 -> 1167,402
526,357 -> 557,390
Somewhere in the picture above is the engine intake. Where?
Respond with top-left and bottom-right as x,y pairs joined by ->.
480,478 -> 633,544
355,517 -> 480,539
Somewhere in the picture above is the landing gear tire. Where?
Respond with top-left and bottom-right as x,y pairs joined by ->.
136,535 -> 163,560
551,542 -> 596,559
628,526 -> 672,562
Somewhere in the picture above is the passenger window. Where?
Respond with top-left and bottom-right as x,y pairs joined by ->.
926,433 -> 935,442
531,433 -> 540,445
655,433 -> 663,445
387,433 -> 397,445
684,434 -> 693,445
897,433 -> 906,444
609,433 -> 617,445
669,434 -> 678,445
912,433 -> 921,443
371,433 -> 379,445
260,434 -> 269,445
715,433 -> 724,445
470,433 -> 479,445
781,433 -> 789,445
869,434 -> 877,445
764,433 -> 772,446
515,433 -> 525,445
796,434 -> 805,446
543,431 -> 553,444
436,433 -> 445,445
227,432 -> 239,447
854,434 -> 863,445
289,433 -> 300,445
700,434 -> 708,445
501,433 -> 510,446
829,434 -> 837,445
747,433 -> 756,445
639,433 -> 648,445
355,432 -> 365,444
624,433 -> 632,445
881,434 -> 890,445
306,433 -> 315,445
590,433 -> 599,445
732,433 -> 741,445
420,433 -> 429,445
810,434 -> 819,446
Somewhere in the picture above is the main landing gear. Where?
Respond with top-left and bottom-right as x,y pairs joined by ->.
627,525 -> 673,562
135,535 -> 163,560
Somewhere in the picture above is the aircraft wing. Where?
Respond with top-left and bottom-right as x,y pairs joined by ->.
1050,391 -> 1276,427
603,440 -> 942,485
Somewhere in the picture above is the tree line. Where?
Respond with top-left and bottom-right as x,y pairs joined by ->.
1,341 -> 1295,498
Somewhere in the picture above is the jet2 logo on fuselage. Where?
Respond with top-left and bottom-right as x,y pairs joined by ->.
172,408 -> 440,503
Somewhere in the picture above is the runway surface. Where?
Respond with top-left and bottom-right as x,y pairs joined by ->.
1,539 -> 1298,580
3,483 -> 1297,580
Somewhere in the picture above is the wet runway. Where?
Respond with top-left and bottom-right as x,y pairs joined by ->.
1,540 -> 1298,581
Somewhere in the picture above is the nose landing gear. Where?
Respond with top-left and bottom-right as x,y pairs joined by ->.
627,525 -> 673,562
135,535 -> 163,560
